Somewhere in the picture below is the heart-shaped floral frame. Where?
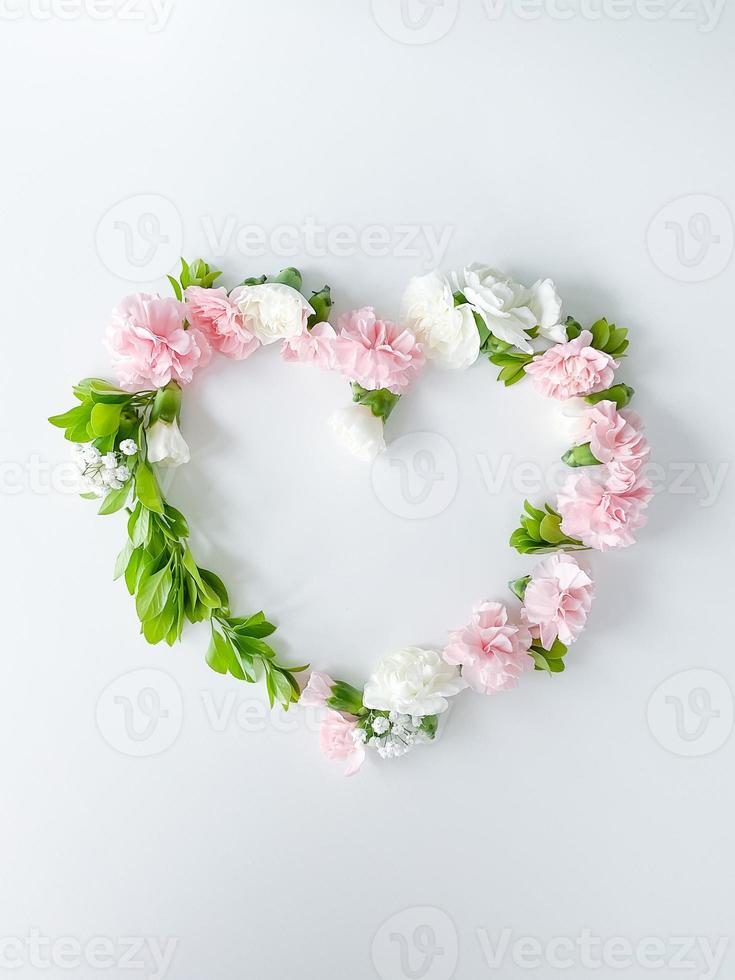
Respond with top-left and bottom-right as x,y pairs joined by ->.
50,258 -> 652,775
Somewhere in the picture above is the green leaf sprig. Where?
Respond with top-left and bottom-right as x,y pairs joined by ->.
510,500 -> 587,555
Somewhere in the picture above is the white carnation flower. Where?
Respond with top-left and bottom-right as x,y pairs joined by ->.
453,264 -> 565,354
400,271 -> 480,370
230,281 -> 313,345
328,404 -> 385,462
119,439 -> 138,456
363,647 -> 465,717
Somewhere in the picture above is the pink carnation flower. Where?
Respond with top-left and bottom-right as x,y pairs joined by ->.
522,554 -> 594,650
525,330 -> 617,400
300,671 -> 335,707
107,293 -> 210,390
185,285 -> 260,361
319,710 -> 365,776
282,322 -> 337,369
558,470 -> 653,550
443,601 -> 533,695
572,400 -> 650,466
334,307 -> 424,394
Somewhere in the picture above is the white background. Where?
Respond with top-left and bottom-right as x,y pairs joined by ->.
1,1 -> 734,978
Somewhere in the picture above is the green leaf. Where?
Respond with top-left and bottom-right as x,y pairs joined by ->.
135,564 -> 173,622
98,481 -> 131,515
179,257 -> 191,289
124,547 -> 146,594
565,316 -> 583,340
539,513 -> 567,544
508,575 -> 531,601
229,610 -> 275,638
590,318 -> 610,350
181,548 -> 221,608
48,405 -> 90,429
89,402 -> 122,438
530,649 -> 552,672
113,538 -> 134,580
135,463 -> 164,514
167,275 -> 183,301
206,627 -> 232,674
162,503 -> 189,540
88,379 -> 131,404
268,667 -> 295,707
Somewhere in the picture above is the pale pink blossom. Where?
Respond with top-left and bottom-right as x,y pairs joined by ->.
443,601 -> 533,695
281,322 -> 337,368
525,330 -> 617,400
319,710 -> 365,776
558,470 -> 653,550
184,285 -> 259,360
300,671 -> 335,707
107,294 -> 210,390
571,400 -> 650,467
334,307 -> 424,394
522,554 -> 595,650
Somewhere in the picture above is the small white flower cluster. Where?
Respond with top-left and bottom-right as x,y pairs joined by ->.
352,711 -> 433,760
72,440 -> 136,497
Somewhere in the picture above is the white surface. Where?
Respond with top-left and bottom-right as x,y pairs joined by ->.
1,3 -> 734,979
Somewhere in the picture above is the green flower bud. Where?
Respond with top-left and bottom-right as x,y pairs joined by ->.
562,443 -> 602,467
271,267 -> 302,291
307,286 -> 332,329
351,382 -> 400,423
585,383 -> 635,410
150,381 -> 182,424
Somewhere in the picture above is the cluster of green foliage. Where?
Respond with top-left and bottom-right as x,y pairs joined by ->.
510,500 -> 587,555
49,373 -> 304,707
